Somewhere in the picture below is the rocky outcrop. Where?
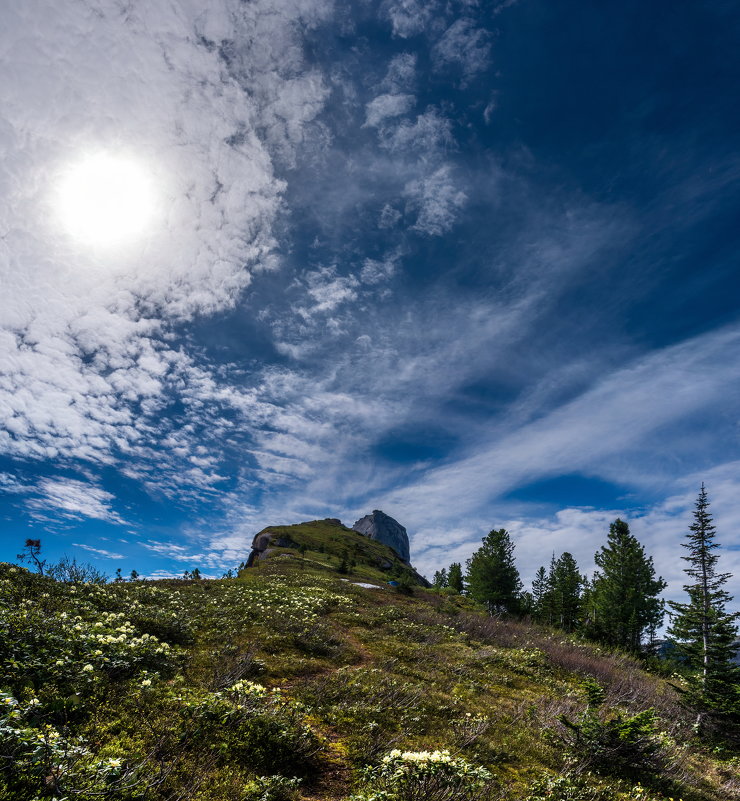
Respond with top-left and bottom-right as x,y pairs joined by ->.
246,532 -> 297,566
352,510 -> 410,563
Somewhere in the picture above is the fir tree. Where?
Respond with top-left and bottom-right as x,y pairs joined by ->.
585,519 -> 666,652
667,485 -> 740,729
551,552 -> 584,633
447,562 -> 464,593
531,565 -> 552,624
465,529 -> 522,615
433,568 -> 448,588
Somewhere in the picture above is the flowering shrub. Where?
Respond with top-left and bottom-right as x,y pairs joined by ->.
242,774 -> 301,801
1,604 -> 179,695
352,749 -> 493,801
178,681 -> 321,776
0,691 -> 142,799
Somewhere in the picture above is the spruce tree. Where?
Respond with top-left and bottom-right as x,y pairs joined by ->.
585,519 -> 666,652
531,565 -> 551,624
550,552 -> 584,633
667,485 -> 740,729
447,562 -> 464,593
433,568 -> 448,588
465,529 -> 522,615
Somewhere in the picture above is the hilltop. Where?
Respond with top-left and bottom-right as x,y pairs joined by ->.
245,516 -> 429,586
2,531 -> 740,801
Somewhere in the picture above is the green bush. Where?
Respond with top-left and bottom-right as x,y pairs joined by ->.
524,773 -> 608,800
0,690 -> 144,800
555,680 -> 664,779
351,749 -> 493,801
179,681 -> 321,777
241,774 -> 301,801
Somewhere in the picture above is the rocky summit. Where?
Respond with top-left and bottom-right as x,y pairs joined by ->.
352,509 -> 410,563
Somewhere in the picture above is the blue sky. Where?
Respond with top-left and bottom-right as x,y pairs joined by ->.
1,0 -> 739,602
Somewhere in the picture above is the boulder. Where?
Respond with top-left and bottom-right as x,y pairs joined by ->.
352,510 -> 410,563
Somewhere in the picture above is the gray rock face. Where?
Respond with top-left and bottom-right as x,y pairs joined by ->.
352,510 -> 410,563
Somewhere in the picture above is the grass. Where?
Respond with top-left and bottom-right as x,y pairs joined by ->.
2,526 -> 739,801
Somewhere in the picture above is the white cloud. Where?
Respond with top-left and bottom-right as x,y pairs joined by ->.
304,266 -> 360,314
382,0 -> 443,39
26,477 -> 125,524
378,108 -> 454,154
140,540 -> 205,563
380,53 -> 417,93
433,19 -> 491,82
364,93 -> 415,128
405,164 -> 467,235
360,254 -> 399,285
73,543 -> 124,560
379,203 -> 402,229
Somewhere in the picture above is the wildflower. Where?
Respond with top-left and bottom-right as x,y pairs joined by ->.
141,679 -> 152,687
82,664 -> 94,673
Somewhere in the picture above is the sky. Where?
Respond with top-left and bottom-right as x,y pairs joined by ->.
1,1 -> 739,605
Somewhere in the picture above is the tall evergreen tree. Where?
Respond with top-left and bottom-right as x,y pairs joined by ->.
532,553 -> 584,631
447,562 -> 464,593
465,529 -> 522,615
667,485 -> 740,728
531,565 -> 552,624
550,552 -> 584,633
432,568 -> 448,588
585,519 -> 666,652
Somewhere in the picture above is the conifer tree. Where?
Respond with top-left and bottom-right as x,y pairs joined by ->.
465,529 -> 522,615
585,519 -> 666,652
531,565 -> 551,624
551,552 -> 584,633
667,485 -> 740,728
433,568 -> 448,588
447,562 -> 464,593
532,553 -> 584,631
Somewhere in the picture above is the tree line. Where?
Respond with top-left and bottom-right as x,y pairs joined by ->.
433,485 -> 740,732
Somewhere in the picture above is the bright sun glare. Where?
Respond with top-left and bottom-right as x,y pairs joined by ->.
57,153 -> 156,248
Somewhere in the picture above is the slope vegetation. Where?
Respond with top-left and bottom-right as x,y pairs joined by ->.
1,526 -> 739,801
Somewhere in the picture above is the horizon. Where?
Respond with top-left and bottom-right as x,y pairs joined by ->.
2,1 -> 740,610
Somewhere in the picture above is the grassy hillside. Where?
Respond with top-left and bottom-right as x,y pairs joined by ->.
248,518 -> 422,585
2,532 -> 739,801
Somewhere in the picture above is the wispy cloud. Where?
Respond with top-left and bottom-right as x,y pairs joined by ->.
73,543 -> 124,560
432,19 -> 491,83
405,164 -> 467,235
18,477 -> 126,525
364,93 -> 416,128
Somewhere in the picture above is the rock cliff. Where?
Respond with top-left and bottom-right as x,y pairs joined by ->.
352,510 -> 410,563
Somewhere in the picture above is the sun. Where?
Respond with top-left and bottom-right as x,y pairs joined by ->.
56,153 -> 156,248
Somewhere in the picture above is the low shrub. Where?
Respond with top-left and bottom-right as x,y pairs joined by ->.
179,681 -> 321,777
0,691 -> 145,800
555,679 -> 664,779
351,749 -> 493,801
241,774 -> 301,801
